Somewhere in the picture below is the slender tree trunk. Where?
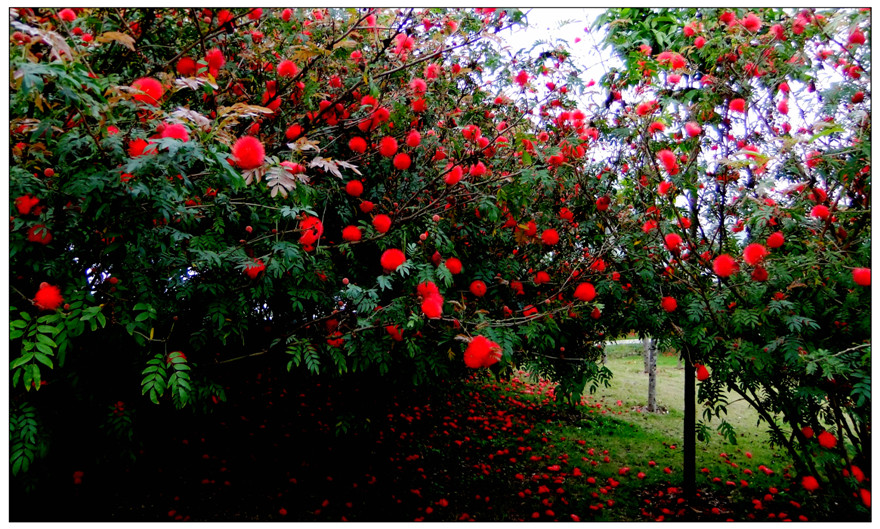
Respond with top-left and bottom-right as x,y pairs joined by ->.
645,338 -> 657,412
683,345 -> 696,509
642,337 -> 650,373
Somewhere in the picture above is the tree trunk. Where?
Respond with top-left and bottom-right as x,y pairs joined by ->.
683,345 -> 696,510
644,338 -> 657,412
642,338 -> 650,373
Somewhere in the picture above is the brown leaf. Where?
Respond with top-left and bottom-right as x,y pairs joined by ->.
97,31 -> 136,51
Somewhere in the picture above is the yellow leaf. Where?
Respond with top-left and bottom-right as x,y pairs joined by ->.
149,328 -> 154,340
333,40 -> 358,50
97,31 -> 136,51
447,348 -> 455,360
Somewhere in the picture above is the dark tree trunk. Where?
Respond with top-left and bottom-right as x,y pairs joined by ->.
683,346 -> 696,510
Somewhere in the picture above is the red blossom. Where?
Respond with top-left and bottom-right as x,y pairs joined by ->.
393,153 -> 411,171
161,123 -> 189,142
131,77 -> 164,105
817,431 -> 837,449
464,336 -> 502,368
661,296 -> 677,312
342,226 -> 362,242
541,229 -> 559,245
372,214 -> 391,233
380,249 -> 406,272
852,268 -> 870,286
378,136 -> 398,158
34,283 -> 64,311
469,280 -> 487,297
713,254 -> 738,277
445,257 -> 462,274
27,224 -> 52,245
15,195 -> 39,215
743,243 -> 768,266
244,259 -> 265,279
176,57 -> 197,76
277,60 -> 298,78
574,283 -> 596,302
696,364 -> 710,381
802,476 -> 820,492
729,98 -> 746,113
767,232 -> 785,248
231,136 -> 265,170
345,180 -> 363,197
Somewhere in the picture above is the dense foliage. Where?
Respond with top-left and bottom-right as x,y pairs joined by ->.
9,7 -> 870,513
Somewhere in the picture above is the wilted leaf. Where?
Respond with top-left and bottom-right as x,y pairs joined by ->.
287,138 -> 322,153
170,107 -> 212,129
97,31 -> 136,51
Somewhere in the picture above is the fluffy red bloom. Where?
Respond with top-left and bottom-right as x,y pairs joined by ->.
373,214 -> 392,233
277,60 -> 299,78
777,98 -> 789,115
380,249 -> 406,272
541,229 -> 559,245
696,364 -> 710,381
342,226 -> 362,242
176,57 -> 198,76
131,77 -> 164,105
444,165 -> 463,185
849,27 -> 866,46
128,138 -> 156,157
161,123 -> 190,142
464,336 -> 503,369
34,283 -> 64,311
743,243 -> 768,266
767,232 -> 785,249
379,136 -> 398,158
417,281 -> 440,298
802,476 -> 820,492
713,254 -> 738,277
393,153 -> 411,171
751,266 -> 769,282
684,121 -> 702,137
299,216 -> 324,246
58,8 -> 76,22
205,48 -> 226,72
15,195 -> 39,215
658,181 -> 674,196
810,205 -> 830,219
729,98 -> 746,113
445,257 -> 462,275
285,124 -> 303,141
345,180 -> 363,197
695,36 -> 706,48
421,295 -> 443,319
359,201 -> 374,214
348,137 -> 367,154
574,283 -> 596,302
642,220 -> 658,233
514,70 -> 529,87
664,233 -> 682,251
852,268 -> 870,286
818,431 -> 837,449
406,130 -> 422,148
661,296 -> 677,312
596,196 -> 611,211
801,426 -> 814,439
469,280 -> 487,297
244,259 -> 265,279
27,224 -> 52,245
741,13 -> 762,32
231,136 -> 265,170
386,325 -> 403,341
534,271 -> 550,285
409,77 -> 427,95
469,162 -> 487,177
657,149 -> 679,175
217,9 -> 234,26
860,488 -> 871,508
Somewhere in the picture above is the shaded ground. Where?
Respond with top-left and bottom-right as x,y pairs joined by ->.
10,354 -> 865,522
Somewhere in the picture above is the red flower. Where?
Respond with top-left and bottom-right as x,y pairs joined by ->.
349,137 -> 367,154
596,196 -> 611,211
34,283 -> 63,311
541,229 -> 559,245
849,28 -> 866,46
417,281 -> 440,298
131,77 -> 164,105
574,283 -> 596,302
345,180 -> 363,197
469,162 -> 487,177
777,98 -> 789,115
713,254 -> 738,277
244,259 -> 265,279
684,122 -> 702,137
444,165 -> 463,185
695,36 -> 706,48
534,271 -> 550,285
128,138 -> 156,158
176,57 -> 197,76
664,233 -> 682,251
409,77 -> 427,96
741,13 -> 762,32
729,98 -> 746,113
406,130 -> 421,148
445,257 -> 462,274
58,8 -> 76,22
751,266 -> 768,282
860,488 -> 870,508
393,153 -> 411,171
27,224 -> 52,245
277,60 -> 299,78
464,336 -> 502,368
15,195 -> 39,215
386,325 -> 403,341
469,280 -> 487,297
299,216 -> 324,246
661,296 -> 677,312
801,426 -> 814,439
696,364 -> 710,381
421,295 -> 443,319
381,249 -> 406,272
817,431 -> 836,449
359,201 -> 374,214
801,476 -> 819,492
657,149 -> 679,175
767,232 -> 784,249
743,243 -> 768,266
810,205 -> 830,219
852,268 -> 870,286
342,226 -> 362,242
231,136 -> 265,170
161,123 -> 190,142
205,48 -> 226,73
514,70 -> 529,87
372,214 -> 391,233
379,136 -> 398,158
